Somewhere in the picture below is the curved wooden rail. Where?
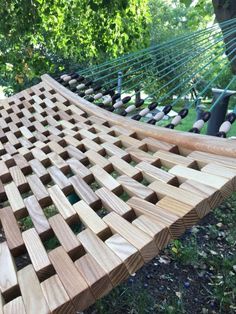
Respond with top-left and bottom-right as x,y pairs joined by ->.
0,76 -> 235,313
42,74 -> 236,158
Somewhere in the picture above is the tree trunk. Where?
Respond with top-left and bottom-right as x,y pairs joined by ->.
212,0 -> 236,74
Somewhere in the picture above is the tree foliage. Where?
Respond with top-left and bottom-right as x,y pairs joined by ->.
0,0 -> 150,94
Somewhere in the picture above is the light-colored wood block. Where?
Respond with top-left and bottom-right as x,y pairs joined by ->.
4,182 -> 25,218
149,180 -> 210,218
73,201 -> 109,238
95,187 -> 133,218
103,212 -> 158,262
127,197 -> 185,239
78,229 -> 128,286
3,296 -> 26,314
0,207 -> 24,254
169,165 -> 232,199
24,196 -> 51,237
9,166 -> 27,192
105,234 -> 144,274
48,185 -> 76,222
74,253 -> 113,299
117,175 -> 156,202
49,214 -> 83,257
85,150 -> 112,171
70,175 -> 101,209
67,158 -> 93,181
101,142 -> 129,160
132,215 -> 171,250
109,155 -> 142,180
0,242 -> 18,299
22,228 -> 53,280
125,147 -> 158,164
153,150 -> 196,168
136,161 -> 177,185
18,265 -> 49,314
90,165 -> 122,194
27,174 -> 50,207
48,166 -> 71,194
48,246 -> 95,311
41,275 -> 75,314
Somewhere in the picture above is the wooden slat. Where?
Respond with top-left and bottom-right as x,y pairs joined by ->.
0,243 -> 18,299
74,253 -> 113,299
41,275 -> 75,314
22,228 -> 53,281
18,265 -> 50,314
4,182 -> 25,218
48,246 -> 95,311
78,229 -> 128,286
3,296 -> 26,314
73,201 -> 109,238
103,212 -> 158,262
127,197 -> 185,239
109,155 -> 142,180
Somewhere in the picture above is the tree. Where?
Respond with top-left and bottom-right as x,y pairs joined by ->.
0,0 -> 150,94
212,0 -> 236,74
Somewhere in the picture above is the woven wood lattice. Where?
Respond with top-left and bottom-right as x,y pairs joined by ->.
0,76 -> 235,313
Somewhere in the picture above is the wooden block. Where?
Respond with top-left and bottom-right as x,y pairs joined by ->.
180,179 -> 223,209
18,265 -> 49,314
141,137 -> 178,153
153,150 -> 196,168
70,175 -> 101,209
188,150 -> 236,169
66,158 -> 93,182
41,275 -> 75,314
4,182 -> 25,218
169,165 -> 232,199
117,175 -> 156,202
48,185 -> 76,222
125,147 -> 158,164
13,154 -> 31,175
109,156 -> 142,180
66,145 -> 87,163
95,187 -> 133,218
79,129 -> 98,141
98,132 -> 119,144
149,180 -> 210,219
111,125 -> 135,137
85,150 -> 112,171
73,201 -> 109,238
201,163 -> 236,190
48,166 -> 72,194
29,159 -> 49,183
78,229 -> 128,286
127,197 -> 185,239
0,161 -> 11,183
105,234 -> 144,274
132,215 -> 171,250
136,161 -> 177,185
157,196 -> 199,229
0,207 -> 24,255
24,196 -> 51,237
63,135 -> 81,148
22,228 -> 53,281
47,141 -> 65,156
103,212 -> 157,262
81,138 -> 104,154
31,147 -> 50,166
0,242 -> 18,299
101,142 -> 129,160
74,253 -> 113,299
27,174 -> 50,207
0,292 -> 4,314
119,134 -> 145,149
90,165 -> 122,194
48,152 -> 69,172
48,246 -> 95,311
3,296 -> 26,314
49,214 -> 83,257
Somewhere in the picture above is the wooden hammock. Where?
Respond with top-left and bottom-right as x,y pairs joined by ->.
0,74 -> 235,313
